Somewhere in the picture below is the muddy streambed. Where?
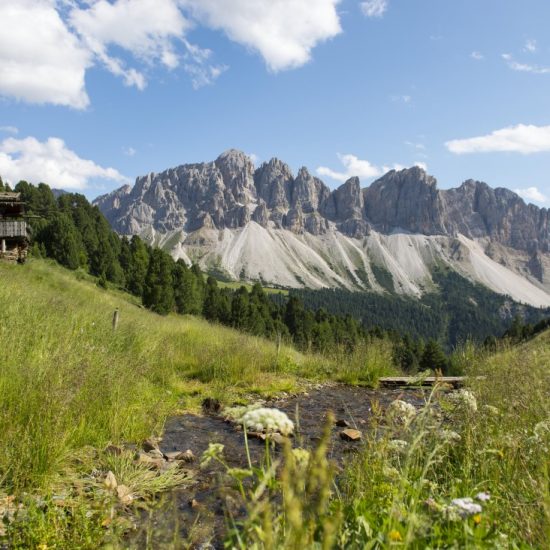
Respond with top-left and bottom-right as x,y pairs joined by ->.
136,385 -> 427,548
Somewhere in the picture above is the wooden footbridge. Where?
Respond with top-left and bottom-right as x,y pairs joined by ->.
379,376 -> 465,389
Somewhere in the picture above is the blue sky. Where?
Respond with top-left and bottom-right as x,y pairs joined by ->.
1,0 -> 550,205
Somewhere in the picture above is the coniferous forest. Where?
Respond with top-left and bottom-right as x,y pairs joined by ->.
8,179 -> 550,373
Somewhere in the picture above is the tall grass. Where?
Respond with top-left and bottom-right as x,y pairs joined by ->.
0,260 -> 333,493
227,333 -> 550,548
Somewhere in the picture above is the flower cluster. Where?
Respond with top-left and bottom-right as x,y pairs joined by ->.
387,439 -> 409,453
436,492 -> 489,521
223,403 -> 262,423
447,389 -> 478,413
386,399 -> 417,426
527,418 -> 550,452
439,429 -> 462,443
240,407 -> 295,436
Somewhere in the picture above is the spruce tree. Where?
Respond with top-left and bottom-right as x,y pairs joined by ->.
143,249 -> 175,315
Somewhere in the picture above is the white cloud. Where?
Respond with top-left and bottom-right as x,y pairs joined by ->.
414,161 -> 428,171
360,0 -> 388,18
123,146 -> 136,157
0,136 -> 129,190
1,0 -> 344,107
514,186 -> 547,204
446,124 -> 550,155
318,153 -> 382,182
69,0 -> 189,89
502,53 -> 550,75
317,154 -> 426,183
524,39 -> 537,53
0,126 -> 19,135
0,0 -> 91,109
471,51 -> 484,61
181,0 -> 342,71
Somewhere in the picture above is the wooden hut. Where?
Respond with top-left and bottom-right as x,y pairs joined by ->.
0,192 -> 28,262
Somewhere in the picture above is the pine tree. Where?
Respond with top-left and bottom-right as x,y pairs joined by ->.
42,213 -> 86,270
142,249 -> 175,315
419,340 -> 448,373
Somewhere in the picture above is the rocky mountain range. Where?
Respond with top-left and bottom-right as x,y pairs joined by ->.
94,150 -> 550,307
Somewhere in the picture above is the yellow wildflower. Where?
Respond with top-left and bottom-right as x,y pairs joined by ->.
473,514 -> 482,525
388,529 -> 403,542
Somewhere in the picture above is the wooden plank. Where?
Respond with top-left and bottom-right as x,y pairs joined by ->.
379,376 -> 465,388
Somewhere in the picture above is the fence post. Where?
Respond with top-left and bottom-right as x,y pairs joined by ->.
112,308 -> 119,331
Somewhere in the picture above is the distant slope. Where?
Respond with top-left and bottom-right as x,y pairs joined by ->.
290,267 -> 550,347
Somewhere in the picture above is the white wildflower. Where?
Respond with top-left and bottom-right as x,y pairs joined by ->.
475,492 -> 491,502
386,400 -> 417,426
439,429 -> 462,443
240,408 -> 294,436
483,405 -> 500,416
387,439 -> 409,453
447,389 -> 478,413
223,403 -> 262,422
449,497 -> 482,518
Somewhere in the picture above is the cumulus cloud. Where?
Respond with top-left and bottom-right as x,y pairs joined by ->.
69,0 -> 189,89
0,136 -> 129,190
360,0 -> 388,18
0,0 -> 344,106
181,0 -> 342,71
446,124 -> 550,155
317,153 -> 426,183
514,186 -> 547,204
0,0 -> 91,109
502,53 -> 550,74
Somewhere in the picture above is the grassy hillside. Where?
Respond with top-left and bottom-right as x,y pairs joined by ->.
0,260 -> 330,491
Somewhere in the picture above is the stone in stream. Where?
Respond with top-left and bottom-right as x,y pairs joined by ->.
136,452 -> 164,470
340,429 -> 363,441
142,437 -> 160,452
165,449 -> 195,462
147,448 -> 165,460
202,397 -> 222,414
336,419 -> 351,428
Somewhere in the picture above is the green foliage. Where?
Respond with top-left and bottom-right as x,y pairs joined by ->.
292,267 -> 550,349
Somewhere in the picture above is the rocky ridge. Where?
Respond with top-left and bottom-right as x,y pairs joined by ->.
94,150 -> 550,305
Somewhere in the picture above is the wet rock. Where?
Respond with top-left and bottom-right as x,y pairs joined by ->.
202,397 -> 222,414
340,429 -> 362,441
142,438 -> 160,452
147,449 -> 165,460
136,452 -> 164,470
104,470 -> 118,490
336,419 -> 351,428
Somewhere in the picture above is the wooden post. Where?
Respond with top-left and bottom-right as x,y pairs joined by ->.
112,308 -> 119,331
1,239 -> 5,254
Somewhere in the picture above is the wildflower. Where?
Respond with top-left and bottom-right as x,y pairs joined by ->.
447,389 -> 477,413
291,448 -> 310,468
439,429 -> 462,443
240,407 -> 294,435
387,439 -> 409,453
200,442 -> 224,467
386,400 -> 417,426
483,404 -> 500,416
473,513 -> 482,525
449,497 -> 482,518
475,491 -> 490,502
388,529 -> 403,542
